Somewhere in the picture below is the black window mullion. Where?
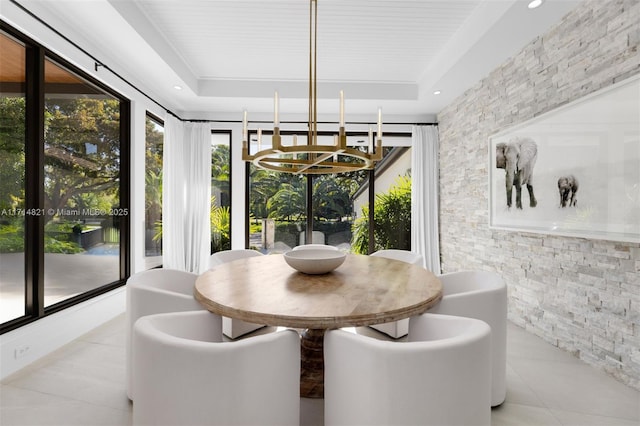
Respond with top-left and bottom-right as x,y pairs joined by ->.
245,162 -> 251,249
306,175 -> 313,242
119,101 -> 131,279
24,44 -> 45,317
367,169 -> 375,254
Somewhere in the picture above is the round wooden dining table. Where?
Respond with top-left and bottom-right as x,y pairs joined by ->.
194,253 -> 442,398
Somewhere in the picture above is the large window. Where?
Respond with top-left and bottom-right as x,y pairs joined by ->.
246,130 -> 410,253
0,26 -> 129,332
43,58 -> 125,307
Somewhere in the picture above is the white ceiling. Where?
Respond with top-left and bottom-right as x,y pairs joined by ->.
11,0 -> 583,122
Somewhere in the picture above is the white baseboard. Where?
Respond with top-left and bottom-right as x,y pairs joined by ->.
0,287 -> 126,381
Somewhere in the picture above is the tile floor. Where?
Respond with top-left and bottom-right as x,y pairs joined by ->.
1,314 -> 638,426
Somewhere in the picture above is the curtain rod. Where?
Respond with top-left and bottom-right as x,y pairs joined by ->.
193,119 -> 437,126
9,0 -> 438,127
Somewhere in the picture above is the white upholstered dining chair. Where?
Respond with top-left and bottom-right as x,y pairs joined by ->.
208,248 -> 263,267
370,249 -> 424,265
208,249 -> 267,338
368,249 -> 425,338
292,243 -> 338,251
132,310 -> 300,426
429,270 -> 508,406
325,313 -> 491,426
299,230 -> 325,245
125,268 -> 204,400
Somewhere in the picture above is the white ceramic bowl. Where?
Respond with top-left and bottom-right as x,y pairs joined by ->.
283,249 -> 346,275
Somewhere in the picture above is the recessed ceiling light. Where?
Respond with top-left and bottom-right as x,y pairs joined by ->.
173,85 -> 183,90
433,90 -> 441,95
528,0 -> 543,9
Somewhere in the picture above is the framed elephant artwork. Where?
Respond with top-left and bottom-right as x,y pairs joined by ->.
488,74 -> 640,243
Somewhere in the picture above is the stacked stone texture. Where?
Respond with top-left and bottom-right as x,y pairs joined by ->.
437,0 -> 640,390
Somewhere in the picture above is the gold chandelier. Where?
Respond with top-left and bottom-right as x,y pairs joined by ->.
241,0 -> 383,174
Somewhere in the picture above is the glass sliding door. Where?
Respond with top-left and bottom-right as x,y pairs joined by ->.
0,32 -> 27,323
43,58 -> 123,307
246,130 -> 411,253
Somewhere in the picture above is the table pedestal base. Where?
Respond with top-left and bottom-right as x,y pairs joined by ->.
300,328 -> 325,398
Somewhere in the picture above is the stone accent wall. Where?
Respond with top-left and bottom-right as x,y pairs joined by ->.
437,0 -> 640,390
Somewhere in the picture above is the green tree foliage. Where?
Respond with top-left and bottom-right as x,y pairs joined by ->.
43,97 -> 121,219
250,165 -> 366,224
249,168 -> 297,220
211,144 -> 231,252
352,175 -> 412,254
211,196 -> 231,252
145,118 -> 163,234
211,144 -> 230,205
1,94 -> 122,253
0,223 -> 23,252
268,182 -> 305,221
0,97 -> 26,211
312,175 -> 354,221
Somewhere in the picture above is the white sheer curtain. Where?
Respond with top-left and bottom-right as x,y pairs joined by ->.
162,116 -> 212,273
411,125 -> 441,274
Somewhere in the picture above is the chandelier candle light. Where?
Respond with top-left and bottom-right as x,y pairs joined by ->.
241,0 -> 383,174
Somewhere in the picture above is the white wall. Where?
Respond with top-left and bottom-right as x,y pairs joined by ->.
0,287 -> 126,380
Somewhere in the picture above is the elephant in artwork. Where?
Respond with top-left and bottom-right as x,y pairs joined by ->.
496,137 -> 538,209
558,175 -> 578,207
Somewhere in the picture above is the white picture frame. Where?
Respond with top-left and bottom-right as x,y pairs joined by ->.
488,74 -> 640,243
